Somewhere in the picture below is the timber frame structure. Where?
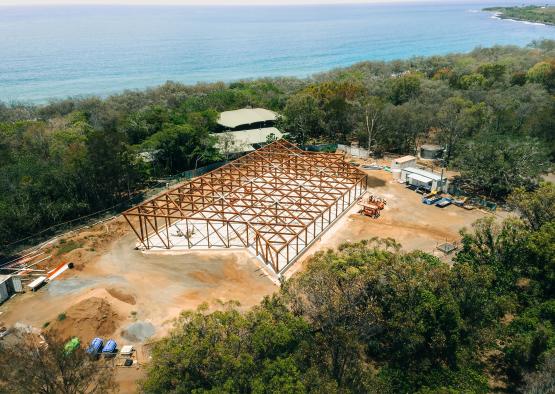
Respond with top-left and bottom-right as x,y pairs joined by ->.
123,140 -> 367,274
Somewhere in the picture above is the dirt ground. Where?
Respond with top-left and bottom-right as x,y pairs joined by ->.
0,218 -> 277,392
286,163 -> 498,276
0,160 -> 502,393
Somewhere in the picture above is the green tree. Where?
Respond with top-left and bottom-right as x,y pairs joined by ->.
141,300 -> 310,393
437,97 -> 491,164
456,217 -> 530,295
477,63 -> 507,83
357,96 -> 386,155
280,93 -> 325,145
145,124 -> 218,173
459,73 -> 487,90
527,60 -> 555,91
521,353 -> 555,394
508,182 -> 555,231
388,73 -> 422,105
284,239 -> 492,393
453,134 -> 549,198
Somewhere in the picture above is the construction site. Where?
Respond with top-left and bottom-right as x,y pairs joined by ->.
0,139 -> 497,391
123,140 -> 368,275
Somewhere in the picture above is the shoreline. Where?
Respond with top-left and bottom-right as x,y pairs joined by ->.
489,11 -> 552,27
484,6 -> 555,27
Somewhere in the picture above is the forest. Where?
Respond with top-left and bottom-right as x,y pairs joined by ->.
1,40 -> 554,251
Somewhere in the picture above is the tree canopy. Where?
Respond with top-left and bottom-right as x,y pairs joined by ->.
1,41 -> 554,252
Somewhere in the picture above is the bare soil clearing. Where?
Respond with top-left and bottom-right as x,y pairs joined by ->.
286,166 -> 495,276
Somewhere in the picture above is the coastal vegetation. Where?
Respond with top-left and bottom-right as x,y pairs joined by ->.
484,5 -> 555,25
1,41 -> 554,251
142,184 -> 555,393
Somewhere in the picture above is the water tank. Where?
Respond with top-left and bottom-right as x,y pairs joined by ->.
87,338 -> 104,355
420,144 -> 444,160
102,339 -> 117,354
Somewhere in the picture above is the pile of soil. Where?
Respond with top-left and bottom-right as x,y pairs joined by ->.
107,287 -> 136,305
48,297 -> 120,342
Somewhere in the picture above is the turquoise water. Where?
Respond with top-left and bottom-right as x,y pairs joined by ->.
1,2 -> 554,103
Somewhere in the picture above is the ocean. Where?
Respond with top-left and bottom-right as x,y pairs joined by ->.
1,1 -> 554,103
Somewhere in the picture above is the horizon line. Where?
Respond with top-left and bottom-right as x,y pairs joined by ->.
0,0 -> 471,7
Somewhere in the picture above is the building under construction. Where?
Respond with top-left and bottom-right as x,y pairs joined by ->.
123,140 -> 367,274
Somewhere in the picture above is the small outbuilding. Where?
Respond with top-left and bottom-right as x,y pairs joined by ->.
0,275 -> 23,303
391,155 -> 417,169
391,155 -> 417,179
401,167 -> 447,192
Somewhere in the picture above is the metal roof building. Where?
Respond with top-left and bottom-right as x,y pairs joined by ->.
401,166 -> 447,192
123,140 -> 367,275
214,108 -> 281,154
217,108 -> 277,129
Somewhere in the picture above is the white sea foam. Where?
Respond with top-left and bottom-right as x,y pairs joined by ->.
489,13 -> 547,27
522,21 -> 547,27
504,18 -> 547,27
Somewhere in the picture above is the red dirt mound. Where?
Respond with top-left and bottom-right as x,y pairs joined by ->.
48,297 -> 120,342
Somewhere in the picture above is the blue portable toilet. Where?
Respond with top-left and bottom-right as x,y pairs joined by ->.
86,337 -> 103,355
102,339 -> 117,355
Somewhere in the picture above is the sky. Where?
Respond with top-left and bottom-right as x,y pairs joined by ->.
0,0 -> 450,5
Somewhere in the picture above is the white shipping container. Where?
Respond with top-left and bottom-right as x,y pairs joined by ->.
0,282 -> 8,303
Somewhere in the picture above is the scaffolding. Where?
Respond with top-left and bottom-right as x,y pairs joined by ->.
123,140 -> 368,274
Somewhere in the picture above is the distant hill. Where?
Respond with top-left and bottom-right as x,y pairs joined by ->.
484,5 -> 555,25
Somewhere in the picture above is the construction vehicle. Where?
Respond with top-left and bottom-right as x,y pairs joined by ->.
358,195 -> 386,218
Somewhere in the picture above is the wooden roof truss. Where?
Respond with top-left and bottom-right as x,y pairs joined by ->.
123,140 -> 368,274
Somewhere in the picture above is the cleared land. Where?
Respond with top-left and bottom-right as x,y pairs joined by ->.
0,154 -> 500,392
286,162 -> 494,276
